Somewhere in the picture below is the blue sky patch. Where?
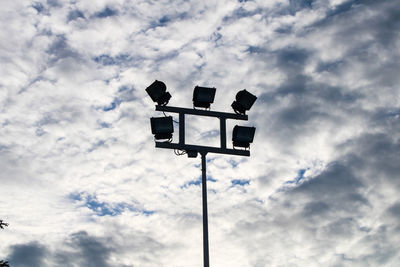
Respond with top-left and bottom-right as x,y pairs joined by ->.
99,122 -> 112,128
118,85 -> 130,92
232,179 -> 250,186
94,55 -> 115,65
32,2 -> 45,13
246,45 -> 267,54
285,169 -> 307,185
94,54 -> 131,66
228,159 -> 239,168
149,13 -> 188,29
103,102 -> 117,111
159,16 -> 171,25
69,193 -> 154,216
95,7 -> 118,18
187,179 -> 201,186
87,140 -> 106,152
103,98 -> 121,111
182,176 -> 217,188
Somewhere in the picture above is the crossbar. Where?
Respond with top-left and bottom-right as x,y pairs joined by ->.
155,142 -> 250,156
156,105 -> 248,120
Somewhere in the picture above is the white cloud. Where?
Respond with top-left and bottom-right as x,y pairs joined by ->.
1,0 -> 400,266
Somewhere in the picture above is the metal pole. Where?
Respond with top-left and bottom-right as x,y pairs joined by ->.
201,152 -> 210,267
179,112 -> 185,145
220,118 -> 226,149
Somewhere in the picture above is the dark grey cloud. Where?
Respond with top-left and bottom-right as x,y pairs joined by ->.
321,217 -> 358,238
250,3 -> 399,149
67,10 -> 85,22
281,160 -> 369,234
47,34 -> 80,62
302,200 -> 330,217
223,6 -> 264,21
46,0 -> 62,8
228,98 -> 399,262
315,84 -> 360,104
388,202 -> 400,218
55,231 -> 113,267
5,231 -> 147,267
276,48 -> 311,74
32,2 -> 45,13
7,242 -> 48,267
293,162 -> 363,198
311,0 -> 400,54
343,133 -> 400,185
276,102 -> 323,126
288,0 -> 313,15
323,0 -> 400,46
315,59 -> 344,74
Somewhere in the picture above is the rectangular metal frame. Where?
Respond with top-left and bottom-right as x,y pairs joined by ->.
155,105 -> 250,157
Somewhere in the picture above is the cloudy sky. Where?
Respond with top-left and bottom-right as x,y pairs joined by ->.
1,0 -> 399,266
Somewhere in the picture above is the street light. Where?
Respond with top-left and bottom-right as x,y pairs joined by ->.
232,125 -> 256,149
193,86 -> 216,109
231,89 -> 257,115
150,116 -> 174,141
146,80 -> 171,106
147,81 -> 257,267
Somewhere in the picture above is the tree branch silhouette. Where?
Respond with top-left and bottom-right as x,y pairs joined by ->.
0,220 -> 9,229
0,219 -> 10,267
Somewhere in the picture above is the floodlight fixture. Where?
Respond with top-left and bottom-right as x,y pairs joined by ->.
231,89 -> 257,115
150,116 -> 174,141
146,80 -> 171,106
232,125 -> 256,149
193,86 -> 216,109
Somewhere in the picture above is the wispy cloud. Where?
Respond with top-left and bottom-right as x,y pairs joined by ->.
1,0 -> 399,266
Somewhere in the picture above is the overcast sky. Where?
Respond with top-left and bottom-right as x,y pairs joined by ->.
1,0 -> 399,266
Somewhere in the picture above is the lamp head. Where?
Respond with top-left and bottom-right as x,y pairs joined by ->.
150,116 -> 174,140
146,80 -> 171,106
231,89 -> 257,115
193,86 -> 216,109
232,125 -> 256,149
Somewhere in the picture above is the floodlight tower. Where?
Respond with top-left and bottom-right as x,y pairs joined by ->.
146,81 -> 257,267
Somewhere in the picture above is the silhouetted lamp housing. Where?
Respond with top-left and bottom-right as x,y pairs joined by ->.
146,80 -> 171,106
150,116 -> 174,141
231,89 -> 257,115
193,86 -> 216,109
232,125 -> 256,149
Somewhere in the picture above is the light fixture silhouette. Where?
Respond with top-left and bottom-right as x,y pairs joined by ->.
193,86 -> 216,109
150,116 -> 174,141
231,89 -> 257,115
232,125 -> 256,149
146,80 -> 171,106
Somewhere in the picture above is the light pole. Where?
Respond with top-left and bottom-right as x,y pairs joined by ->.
147,81 -> 257,267
201,151 -> 209,267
